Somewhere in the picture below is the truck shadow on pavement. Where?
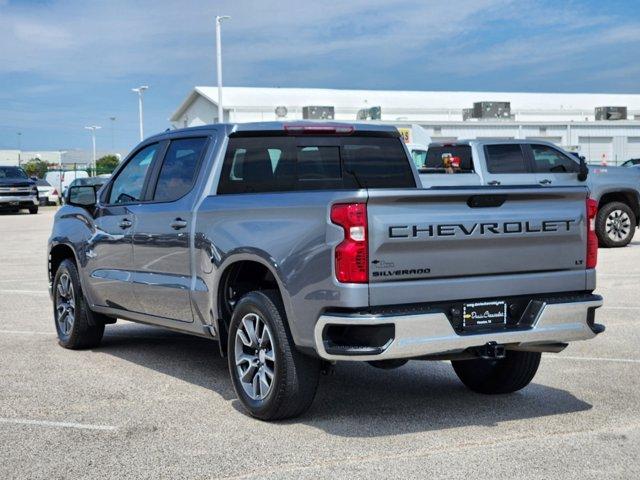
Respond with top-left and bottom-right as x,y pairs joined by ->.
100,323 -> 592,437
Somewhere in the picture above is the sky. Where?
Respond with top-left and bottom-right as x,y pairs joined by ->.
1,0 -> 640,153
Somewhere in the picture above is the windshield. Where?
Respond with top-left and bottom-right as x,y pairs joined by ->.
410,149 -> 427,169
0,167 -> 28,179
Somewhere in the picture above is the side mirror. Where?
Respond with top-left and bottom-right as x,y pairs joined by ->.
67,185 -> 97,208
578,157 -> 589,182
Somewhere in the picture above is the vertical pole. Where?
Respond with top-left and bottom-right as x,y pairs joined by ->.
216,17 -> 224,123
92,130 -> 97,176
138,92 -> 144,141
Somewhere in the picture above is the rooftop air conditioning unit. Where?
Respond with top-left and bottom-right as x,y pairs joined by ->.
595,106 -> 627,121
472,101 -> 511,120
302,106 -> 335,120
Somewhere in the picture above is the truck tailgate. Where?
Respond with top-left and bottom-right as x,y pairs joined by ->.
367,187 -> 590,306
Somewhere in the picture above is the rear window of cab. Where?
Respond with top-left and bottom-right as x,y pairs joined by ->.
217,136 -> 415,194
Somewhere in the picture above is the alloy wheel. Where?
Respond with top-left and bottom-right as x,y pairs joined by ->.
234,313 -> 276,400
606,209 -> 631,242
55,273 -> 76,336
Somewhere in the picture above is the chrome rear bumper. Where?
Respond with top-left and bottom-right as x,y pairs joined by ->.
314,296 -> 603,361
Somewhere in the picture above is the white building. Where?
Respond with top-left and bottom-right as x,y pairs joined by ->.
170,86 -> 640,164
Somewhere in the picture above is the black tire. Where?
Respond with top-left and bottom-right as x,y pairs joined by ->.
53,259 -> 105,349
451,350 -> 541,394
29,206 -> 38,214
227,290 -> 321,420
596,201 -> 636,248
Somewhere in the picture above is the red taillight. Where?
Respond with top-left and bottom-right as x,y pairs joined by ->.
284,124 -> 354,135
330,203 -> 368,283
586,198 -> 598,269
51,189 -> 58,196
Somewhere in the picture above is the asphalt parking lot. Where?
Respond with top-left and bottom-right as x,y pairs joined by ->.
0,208 -> 639,479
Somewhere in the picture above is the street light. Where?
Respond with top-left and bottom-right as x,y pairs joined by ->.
131,86 -> 149,141
17,132 -> 22,166
84,125 -> 101,175
109,116 -> 116,150
215,15 -> 231,123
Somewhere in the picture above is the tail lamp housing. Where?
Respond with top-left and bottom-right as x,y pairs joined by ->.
330,203 -> 368,283
586,198 -> 598,269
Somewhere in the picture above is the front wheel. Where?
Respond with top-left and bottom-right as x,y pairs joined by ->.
596,201 -> 636,248
228,290 -> 321,420
53,259 -> 105,349
29,205 -> 38,214
451,350 -> 541,394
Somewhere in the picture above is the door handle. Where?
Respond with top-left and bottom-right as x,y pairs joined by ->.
539,179 -> 552,185
118,218 -> 132,229
170,218 -> 188,230
488,180 -> 501,186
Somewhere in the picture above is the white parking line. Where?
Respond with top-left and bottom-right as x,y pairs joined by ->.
0,289 -> 48,296
599,273 -> 640,277
0,329 -> 54,336
0,418 -> 117,431
601,305 -> 640,310
548,355 -> 640,364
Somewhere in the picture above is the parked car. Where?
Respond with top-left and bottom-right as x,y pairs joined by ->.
61,176 -> 109,202
420,139 -> 640,247
620,158 -> 640,167
0,166 -> 38,214
36,179 -> 61,206
45,170 -> 89,199
49,122 -> 603,420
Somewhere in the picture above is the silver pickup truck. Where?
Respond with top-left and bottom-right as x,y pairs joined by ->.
418,139 -> 640,247
48,122 -> 603,420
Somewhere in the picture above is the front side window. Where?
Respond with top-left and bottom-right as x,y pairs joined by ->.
108,144 -> 158,204
485,144 -> 528,173
531,144 -> 579,173
153,138 -> 207,202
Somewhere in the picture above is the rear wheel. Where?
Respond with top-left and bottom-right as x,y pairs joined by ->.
596,201 -> 635,248
228,290 -> 321,420
451,350 -> 541,394
29,205 -> 38,214
53,259 -> 105,349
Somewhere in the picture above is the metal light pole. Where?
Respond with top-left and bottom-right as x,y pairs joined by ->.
84,126 -> 101,175
215,15 -> 231,123
131,86 -> 148,141
109,116 -> 116,150
17,132 -> 22,166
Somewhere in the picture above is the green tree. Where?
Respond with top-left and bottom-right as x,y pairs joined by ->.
23,158 -> 49,178
96,155 -> 120,175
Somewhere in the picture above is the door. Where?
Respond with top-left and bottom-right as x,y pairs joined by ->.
626,138 -> 640,161
85,143 -> 160,311
481,143 -> 538,186
579,136 -> 613,165
131,137 -> 209,322
529,143 -> 579,187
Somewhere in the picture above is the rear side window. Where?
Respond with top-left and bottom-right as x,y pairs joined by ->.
531,144 -> 579,173
217,136 -> 415,194
423,146 -> 474,174
153,137 -> 207,202
485,144 -> 528,173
